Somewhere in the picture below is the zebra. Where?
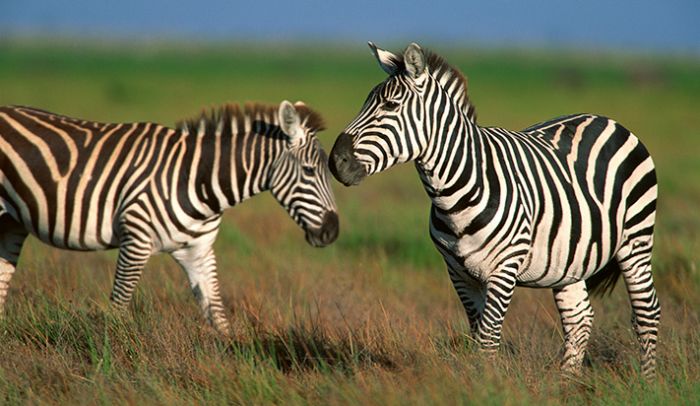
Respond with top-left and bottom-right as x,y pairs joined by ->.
0,100 -> 339,334
329,42 -> 659,379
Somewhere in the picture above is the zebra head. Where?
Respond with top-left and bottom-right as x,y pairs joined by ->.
330,42 -> 473,186
271,101 -> 339,247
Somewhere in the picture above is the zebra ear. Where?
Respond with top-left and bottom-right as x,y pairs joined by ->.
368,41 -> 401,75
279,100 -> 305,145
404,42 -> 427,80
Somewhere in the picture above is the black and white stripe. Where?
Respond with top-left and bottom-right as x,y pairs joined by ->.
0,100 -> 338,334
329,42 -> 659,379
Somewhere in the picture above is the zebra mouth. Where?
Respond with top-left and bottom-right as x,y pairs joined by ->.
329,132 -> 367,186
331,168 -> 366,187
304,211 -> 339,247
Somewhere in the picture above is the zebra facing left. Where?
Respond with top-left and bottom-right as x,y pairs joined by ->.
329,42 -> 660,379
0,101 -> 339,334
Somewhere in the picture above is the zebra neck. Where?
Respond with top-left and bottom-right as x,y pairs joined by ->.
189,127 -> 282,215
415,110 -> 485,210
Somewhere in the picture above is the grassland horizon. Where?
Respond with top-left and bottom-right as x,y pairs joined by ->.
0,40 -> 698,404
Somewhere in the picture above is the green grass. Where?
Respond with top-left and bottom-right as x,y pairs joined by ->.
1,40 -> 699,404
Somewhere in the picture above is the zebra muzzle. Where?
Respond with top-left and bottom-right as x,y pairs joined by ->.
305,211 -> 339,247
329,132 -> 367,186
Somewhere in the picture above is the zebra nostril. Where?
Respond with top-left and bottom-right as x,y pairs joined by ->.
329,132 -> 366,186
320,211 -> 339,244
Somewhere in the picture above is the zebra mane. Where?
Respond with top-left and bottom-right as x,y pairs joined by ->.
393,48 -> 477,123
423,50 -> 477,123
177,102 -> 326,137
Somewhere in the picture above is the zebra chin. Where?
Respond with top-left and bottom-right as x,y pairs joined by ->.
304,211 -> 339,247
329,132 -> 367,186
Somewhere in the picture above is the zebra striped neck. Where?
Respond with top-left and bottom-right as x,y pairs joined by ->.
179,108 -> 289,216
416,100 -> 484,210
177,102 -> 326,220
390,49 -> 477,123
424,52 -> 477,123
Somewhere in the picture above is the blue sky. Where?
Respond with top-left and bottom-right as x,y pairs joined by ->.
2,0 -> 699,53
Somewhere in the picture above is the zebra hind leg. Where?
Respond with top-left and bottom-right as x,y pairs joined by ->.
0,214 -> 28,316
616,236 -> 660,381
553,281 -> 594,376
171,243 -> 230,335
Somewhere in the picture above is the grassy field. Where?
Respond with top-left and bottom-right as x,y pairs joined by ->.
0,39 -> 699,404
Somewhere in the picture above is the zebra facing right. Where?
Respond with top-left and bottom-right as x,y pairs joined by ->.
329,42 -> 660,379
0,100 -> 338,334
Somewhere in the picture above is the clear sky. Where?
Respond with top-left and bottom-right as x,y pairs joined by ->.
2,0 -> 699,53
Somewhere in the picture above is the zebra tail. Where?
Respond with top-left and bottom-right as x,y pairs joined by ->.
586,259 -> 623,297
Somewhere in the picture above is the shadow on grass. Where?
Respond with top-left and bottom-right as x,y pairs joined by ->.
430,326 -> 638,375
585,331 -> 636,372
224,325 -> 400,374
0,293 -> 643,382
1,295 -> 402,378
223,304 -> 404,374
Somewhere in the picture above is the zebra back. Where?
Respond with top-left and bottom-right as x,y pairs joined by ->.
0,102 -> 338,251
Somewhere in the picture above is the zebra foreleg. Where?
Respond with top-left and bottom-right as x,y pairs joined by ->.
109,238 -> 152,310
0,215 -> 27,316
475,268 -> 517,353
447,267 -> 485,339
553,281 -> 594,376
171,242 -> 230,335
617,236 -> 660,380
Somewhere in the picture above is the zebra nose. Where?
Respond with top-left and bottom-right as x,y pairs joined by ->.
306,211 -> 339,247
320,211 -> 339,244
329,132 -> 366,186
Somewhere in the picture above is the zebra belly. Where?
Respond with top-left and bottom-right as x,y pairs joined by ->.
0,197 -> 119,251
27,215 -> 118,251
442,209 -> 624,288
516,220 -> 623,288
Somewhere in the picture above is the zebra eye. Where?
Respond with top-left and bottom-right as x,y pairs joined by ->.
302,165 -> 315,176
383,101 -> 401,111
